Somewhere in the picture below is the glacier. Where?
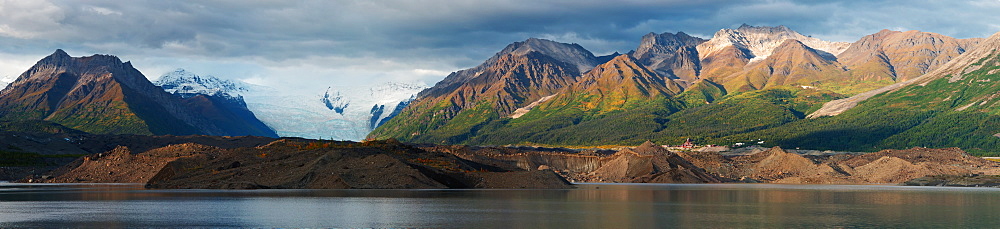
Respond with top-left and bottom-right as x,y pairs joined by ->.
154,69 -> 427,141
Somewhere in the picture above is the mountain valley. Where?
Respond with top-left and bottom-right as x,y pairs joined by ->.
3,24 -> 1000,189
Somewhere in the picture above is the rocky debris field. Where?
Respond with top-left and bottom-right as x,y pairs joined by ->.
7,132 -> 999,188
441,143 -> 1000,185
21,138 -> 572,189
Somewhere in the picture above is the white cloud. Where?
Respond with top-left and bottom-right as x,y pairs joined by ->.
0,0 -> 65,39
85,6 -> 120,16
0,52 -> 42,82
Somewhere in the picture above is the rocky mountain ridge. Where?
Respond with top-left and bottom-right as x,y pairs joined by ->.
809,31 -> 1000,118
697,24 -> 849,63
373,25 -> 1000,152
0,50 -> 276,137
631,32 -> 705,84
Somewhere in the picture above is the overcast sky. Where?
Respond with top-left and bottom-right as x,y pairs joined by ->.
1,0 -> 998,92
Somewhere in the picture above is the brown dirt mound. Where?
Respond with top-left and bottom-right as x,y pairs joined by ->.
587,150 -> 654,182
849,156 -> 933,183
841,147 -> 994,168
588,143 -> 723,183
40,143 -> 220,183
725,147 -> 846,183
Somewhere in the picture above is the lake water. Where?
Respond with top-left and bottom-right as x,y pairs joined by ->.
1,183 -> 999,228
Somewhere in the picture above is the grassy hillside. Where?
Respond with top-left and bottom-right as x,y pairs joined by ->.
0,120 -> 88,134
379,85 -> 843,147
721,54 -> 1000,155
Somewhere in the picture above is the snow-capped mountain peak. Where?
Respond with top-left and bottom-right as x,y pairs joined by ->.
155,68 -> 250,97
697,24 -> 850,62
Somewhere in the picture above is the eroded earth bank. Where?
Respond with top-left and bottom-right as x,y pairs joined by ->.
10,132 -> 1000,188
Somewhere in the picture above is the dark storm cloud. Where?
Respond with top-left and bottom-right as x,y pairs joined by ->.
0,0 -> 998,89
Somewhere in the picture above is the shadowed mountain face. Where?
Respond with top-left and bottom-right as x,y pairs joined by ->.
0,50 -> 276,137
631,32 -> 706,85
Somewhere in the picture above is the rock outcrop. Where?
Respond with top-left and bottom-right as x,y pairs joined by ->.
631,32 -> 706,84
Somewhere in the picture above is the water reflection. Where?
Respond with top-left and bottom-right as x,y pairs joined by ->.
1,183 -> 999,228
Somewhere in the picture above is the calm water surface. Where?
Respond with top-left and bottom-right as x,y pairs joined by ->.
1,183 -> 999,228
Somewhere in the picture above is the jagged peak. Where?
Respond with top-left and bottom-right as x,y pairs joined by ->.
579,54 -> 682,96
509,38 -> 586,53
36,49 -> 74,66
736,24 -> 794,33
641,31 -> 704,43
699,24 -> 848,61
497,38 -> 599,73
20,50 -> 133,84
51,49 -> 69,58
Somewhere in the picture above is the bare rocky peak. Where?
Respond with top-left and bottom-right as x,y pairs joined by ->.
576,54 -> 682,96
631,32 -> 706,84
807,31 -> 1000,118
838,29 -> 980,81
34,49 -> 73,68
916,31 -> 1000,84
498,38 -> 600,73
697,24 -> 850,62
13,50 -> 147,92
419,38 -> 593,99
633,32 -> 706,57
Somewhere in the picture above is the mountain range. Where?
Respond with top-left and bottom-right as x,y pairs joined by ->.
1,24 -> 997,154
372,25 -> 1000,154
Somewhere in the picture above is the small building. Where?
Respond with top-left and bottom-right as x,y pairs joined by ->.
681,138 -> 695,148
